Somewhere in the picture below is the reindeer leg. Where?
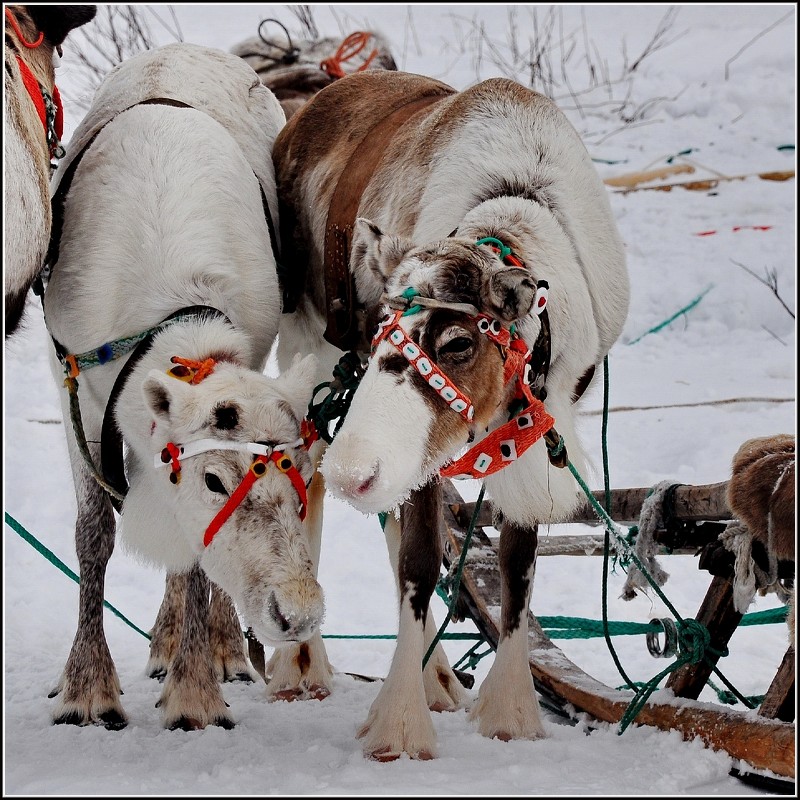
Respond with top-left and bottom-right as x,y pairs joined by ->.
157,563 -> 234,730
382,513 -> 468,711
470,520 -> 546,741
146,571 -> 186,681
357,481 -> 441,760
265,446 -> 333,702
208,582 -> 257,683
51,435 -> 126,729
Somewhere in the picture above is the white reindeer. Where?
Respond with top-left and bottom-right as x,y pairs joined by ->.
272,70 -> 629,759
4,4 -> 96,336
41,42 -> 323,730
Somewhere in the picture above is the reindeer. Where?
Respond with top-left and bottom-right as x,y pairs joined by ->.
4,4 -> 97,337
272,70 -> 629,759
726,434 -> 795,642
231,18 -> 397,121
41,42 -> 323,731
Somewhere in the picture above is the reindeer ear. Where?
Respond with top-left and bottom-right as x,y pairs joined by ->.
484,268 -> 537,322
274,353 -> 319,420
350,217 -> 415,306
142,370 -> 189,424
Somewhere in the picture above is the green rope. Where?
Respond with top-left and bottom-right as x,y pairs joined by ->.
627,284 -> 714,345
322,633 -> 482,641
706,677 -> 765,707
5,512 -> 151,640
452,640 -> 494,671
306,351 -> 367,444
475,236 -> 512,260
423,484 -> 486,669
553,448 -> 762,729
8,510 -> 785,675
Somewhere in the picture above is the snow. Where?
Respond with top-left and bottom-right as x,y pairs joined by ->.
3,4 -> 796,796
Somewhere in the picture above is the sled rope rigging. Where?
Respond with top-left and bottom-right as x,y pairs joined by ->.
6,507 -> 786,708
560,357 -> 761,730
320,31 -> 378,79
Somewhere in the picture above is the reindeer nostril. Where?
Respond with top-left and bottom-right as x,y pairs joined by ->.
355,462 -> 380,495
269,592 -> 291,633
356,473 -> 377,495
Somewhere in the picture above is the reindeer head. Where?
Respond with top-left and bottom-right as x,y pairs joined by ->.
140,353 -> 325,646
5,6 -> 97,107
322,218 -> 541,513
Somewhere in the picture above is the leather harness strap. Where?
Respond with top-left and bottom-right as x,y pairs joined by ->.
100,307 -> 231,513
322,91 -> 449,351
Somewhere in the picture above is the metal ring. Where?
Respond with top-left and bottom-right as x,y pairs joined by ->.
646,617 -> 679,658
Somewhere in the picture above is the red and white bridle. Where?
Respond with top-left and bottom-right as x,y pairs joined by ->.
154,356 -> 312,548
371,286 -> 557,480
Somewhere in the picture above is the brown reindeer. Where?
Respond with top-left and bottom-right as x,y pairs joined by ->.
4,4 -> 96,336
272,70 -> 629,758
727,434 -> 795,640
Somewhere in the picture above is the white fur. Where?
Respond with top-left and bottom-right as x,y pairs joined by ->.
357,589 -> 438,760
45,43 -> 324,648
4,116 -> 49,300
469,626 -> 546,740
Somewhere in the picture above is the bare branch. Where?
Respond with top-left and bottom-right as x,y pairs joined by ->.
725,10 -> 794,80
732,259 -> 795,319
289,5 -> 319,40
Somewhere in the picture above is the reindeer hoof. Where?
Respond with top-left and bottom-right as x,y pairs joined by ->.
271,688 -> 304,702
226,671 -> 254,684
367,747 -> 401,762
53,710 -> 86,726
307,684 -> 330,700
170,716 -> 203,731
148,667 -> 167,682
99,710 -> 127,730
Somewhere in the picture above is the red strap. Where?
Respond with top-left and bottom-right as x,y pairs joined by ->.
5,8 -> 44,48
163,442 -> 182,483
15,56 -> 47,132
271,451 -> 308,521
441,397 -> 555,479
204,455 -> 267,547
203,452 -> 308,548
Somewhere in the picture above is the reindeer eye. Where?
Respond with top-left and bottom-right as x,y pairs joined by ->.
204,473 -> 228,495
437,336 -> 474,358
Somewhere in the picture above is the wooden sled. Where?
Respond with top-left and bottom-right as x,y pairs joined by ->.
440,479 -> 795,782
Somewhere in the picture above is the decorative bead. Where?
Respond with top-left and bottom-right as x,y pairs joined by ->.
440,386 -> 457,402
500,439 -> 518,461
402,342 -> 420,359
473,453 -> 492,473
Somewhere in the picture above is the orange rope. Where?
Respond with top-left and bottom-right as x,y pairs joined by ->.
5,8 -> 44,48
320,31 -> 378,79
168,356 -> 217,385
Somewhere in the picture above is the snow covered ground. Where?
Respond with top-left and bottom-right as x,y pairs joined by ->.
3,4 -> 795,796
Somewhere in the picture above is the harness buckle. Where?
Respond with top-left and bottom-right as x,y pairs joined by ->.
64,354 -> 80,378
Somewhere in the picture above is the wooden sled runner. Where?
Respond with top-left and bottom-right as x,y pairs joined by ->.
440,478 -> 795,782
